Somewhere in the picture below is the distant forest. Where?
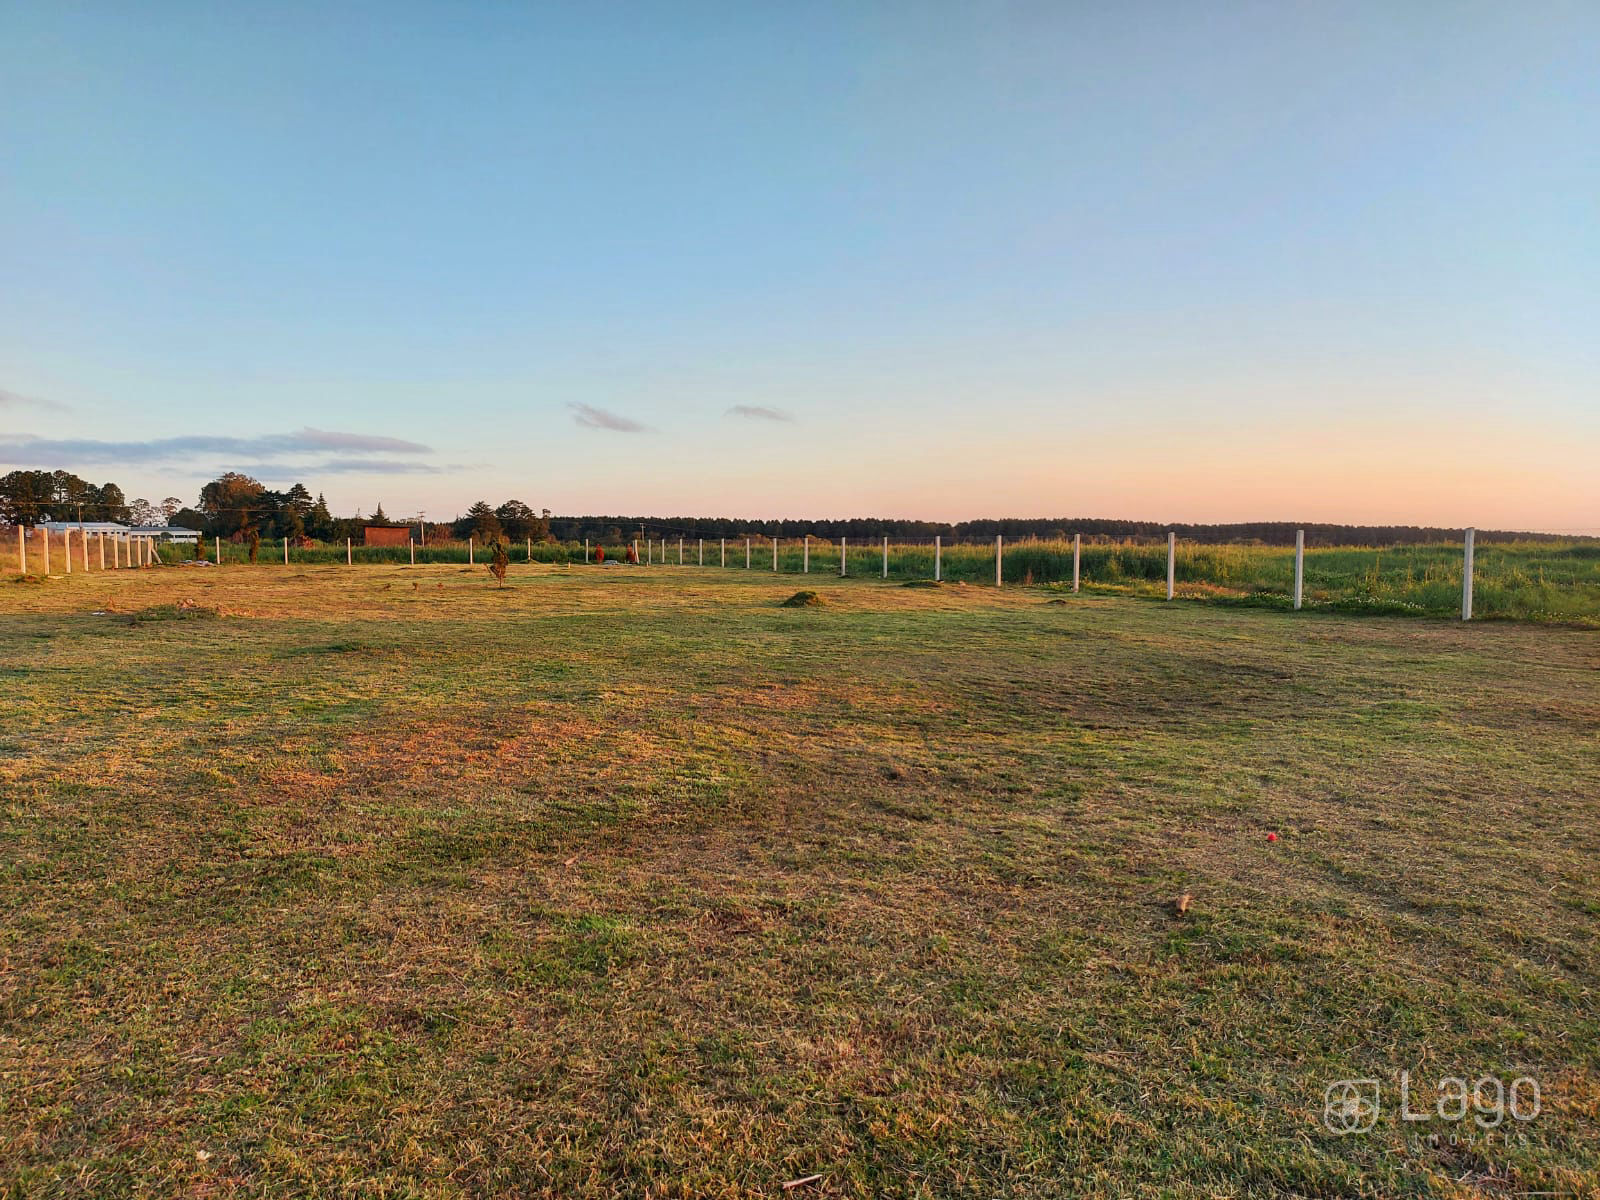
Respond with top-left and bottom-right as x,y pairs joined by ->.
1,469 -> 1586,546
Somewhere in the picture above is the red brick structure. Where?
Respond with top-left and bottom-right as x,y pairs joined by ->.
363,526 -> 411,547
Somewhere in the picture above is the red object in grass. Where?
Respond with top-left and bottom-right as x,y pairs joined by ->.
1266,832 -> 1279,842
595,545 -> 605,563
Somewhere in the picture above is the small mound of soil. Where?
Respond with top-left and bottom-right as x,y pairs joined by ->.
781,590 -> 824,608
901,579 -> 942,588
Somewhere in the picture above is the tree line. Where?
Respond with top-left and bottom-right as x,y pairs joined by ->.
0,469 -> 557,545
186,477 -> 553,544
544,515 -> 1582,547
0,469 -> 185,526
2,469 -> 1584,547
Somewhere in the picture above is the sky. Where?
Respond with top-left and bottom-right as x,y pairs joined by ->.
2,1 -> 1596,531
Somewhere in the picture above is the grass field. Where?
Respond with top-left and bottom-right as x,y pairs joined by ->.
2,562 -> 1598,1197
82,534 -> 1600,626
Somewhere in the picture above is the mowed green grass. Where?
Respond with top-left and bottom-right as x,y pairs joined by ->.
1,563 -> 1597,1198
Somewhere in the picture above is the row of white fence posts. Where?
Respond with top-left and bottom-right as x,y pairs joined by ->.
14,527 -> 167,574
11,526 -> 1482,619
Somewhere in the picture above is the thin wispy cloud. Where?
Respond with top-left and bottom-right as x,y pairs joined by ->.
290,428 -> 431,453
570,403 -> 649,433
0,387 -> 69,413
726,404 -> 793,423
235,459 -> 444,477
0,428 -> 433,466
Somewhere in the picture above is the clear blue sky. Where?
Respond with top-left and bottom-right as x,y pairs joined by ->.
3,1 -> 1596,529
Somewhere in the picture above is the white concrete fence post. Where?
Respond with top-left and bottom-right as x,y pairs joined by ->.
284,536 -> 290,566
840,537 -> 847,577
17,526 -> 25,574
468,537 -> 475,566
98,532 -> 105,570
772,537 -> 778,571
348,537 -> 354,566
410,537 -> 416,566
721,537 -> 725,567
64,529 -> 72,575
1166,532 -> 1176,600
584,537 -> 589,562
1293,529 -> 1304,611
803,535 -> 809,574
745,537 -> 751,568
81,528 -> 90,571
1072,533 -> 1081,593
995,534 -> 1003,587
698,538 -> 703,566
934,535 -> 941,582
882,535 -> 888,579
528,537 -> 533,562
215,536 -> 222,565
1462,527 -> 1475,621
678,537 -> 683,565
42,527 -> 50,575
